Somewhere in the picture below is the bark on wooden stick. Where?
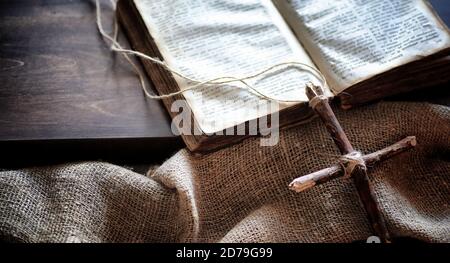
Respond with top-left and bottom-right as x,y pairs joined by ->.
301,83 -> 397,243
289,136 -> 417,192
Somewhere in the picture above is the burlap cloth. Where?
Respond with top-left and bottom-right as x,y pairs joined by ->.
0,102 -> 449,242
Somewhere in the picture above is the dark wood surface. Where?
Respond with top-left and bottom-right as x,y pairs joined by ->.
0,0 -> 182,166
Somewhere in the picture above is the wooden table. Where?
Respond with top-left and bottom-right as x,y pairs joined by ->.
0,0 -> 182,167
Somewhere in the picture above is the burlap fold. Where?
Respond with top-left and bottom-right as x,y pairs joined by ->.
0,102 -> 449,242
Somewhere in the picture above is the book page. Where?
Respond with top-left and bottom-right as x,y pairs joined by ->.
273,0 -> 450,92
133,0 -> 326,134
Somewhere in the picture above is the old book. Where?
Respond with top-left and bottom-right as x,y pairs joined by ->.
117,0 -> 450,152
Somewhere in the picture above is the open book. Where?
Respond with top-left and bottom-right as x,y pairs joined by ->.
117,0 -> 450,152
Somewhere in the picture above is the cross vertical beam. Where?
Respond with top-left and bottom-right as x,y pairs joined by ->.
304,83 -> 391,242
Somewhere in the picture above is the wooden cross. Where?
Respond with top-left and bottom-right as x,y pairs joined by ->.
289,83 -> 417,243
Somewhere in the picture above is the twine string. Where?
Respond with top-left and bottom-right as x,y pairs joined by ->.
308,94 -> 328,109
339,151 -> 366,179
94,0 -> 327,102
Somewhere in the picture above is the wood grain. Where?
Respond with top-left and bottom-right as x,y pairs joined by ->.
0,0 -> 182,166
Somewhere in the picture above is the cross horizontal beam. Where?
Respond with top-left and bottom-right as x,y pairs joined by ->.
289,136 -> 417,192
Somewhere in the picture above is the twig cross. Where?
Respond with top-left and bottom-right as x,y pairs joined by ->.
289,83 -> 417,243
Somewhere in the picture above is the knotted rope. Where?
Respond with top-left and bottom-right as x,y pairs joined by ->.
339,151 -> 367,178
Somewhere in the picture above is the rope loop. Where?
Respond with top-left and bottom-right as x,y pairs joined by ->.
339,151 -> 366,179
